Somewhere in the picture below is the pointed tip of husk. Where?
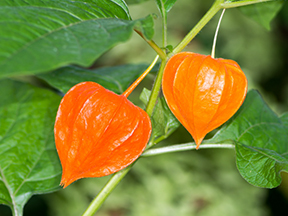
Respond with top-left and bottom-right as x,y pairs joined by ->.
194,136 -> 204,150
60,179 -> 69,189
60,175 -> 79,189
60,181 -> 66,188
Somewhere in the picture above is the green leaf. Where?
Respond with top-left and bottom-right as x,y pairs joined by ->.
140,88 -> 180,142
134,15 -> 155,40
280,112 -> 288,127
126,0 -> 150,4
0,1 -> 154,78
0,80 -> 62,215
210,90 -> 288,188
152,97 -> 180,141
37,63 -> 158,94
239,1 -> 284,30
155,0 -> 177,16
0,0 -> 131,20
139,88 -> 151,104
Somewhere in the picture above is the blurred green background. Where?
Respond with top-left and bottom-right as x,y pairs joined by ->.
1,0 -> 288,215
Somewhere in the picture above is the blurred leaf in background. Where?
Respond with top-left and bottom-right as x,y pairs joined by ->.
239,0 -> 285,30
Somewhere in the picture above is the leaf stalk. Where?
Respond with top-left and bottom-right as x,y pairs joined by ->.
134,29 -> 166,60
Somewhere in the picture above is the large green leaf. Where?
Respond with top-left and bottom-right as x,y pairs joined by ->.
37,63 -> 159,94
0,1 -> 154,78
140,88 -> 180,143
210,90 -> 288,188
0,80 -> 62,216
126,0 -> 150,4
238,0 -> 285,30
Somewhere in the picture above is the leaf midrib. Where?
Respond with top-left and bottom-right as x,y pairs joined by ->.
0,90 -> 32,214
238,141 -> 288,164
0,168 -> 17,215
0,5 -> 128,68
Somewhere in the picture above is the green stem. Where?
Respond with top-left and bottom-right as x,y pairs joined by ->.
134,29 -> 166,60
172,0 -> 224,54
122,55 -> 159,97
221,0 -> 273,8
145,59 -> 167,117
82,167 -> 131,216
172,0 -> 270,54
142,143 -> 234,157
162,11 -> 168,48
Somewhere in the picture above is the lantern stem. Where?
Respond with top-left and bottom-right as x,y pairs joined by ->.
211,9 -> 225,59
122,55 -> 159,98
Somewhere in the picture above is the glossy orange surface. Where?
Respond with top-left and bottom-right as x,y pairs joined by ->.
162,52 -> 247,149
54,82 -> 151,188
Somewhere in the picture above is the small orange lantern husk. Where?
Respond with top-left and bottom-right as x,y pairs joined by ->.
162,52 -> 248,149
54,82 -> 151,188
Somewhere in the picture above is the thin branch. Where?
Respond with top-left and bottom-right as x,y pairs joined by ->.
122,55 -> 159,97
222,0 -> 272,9
82,167 -> 131,216
211,9 -> 225,58
172,0 -> 224,54
145,60 -> 167,117
134,29 -> 166,60
141,143 -> 235,157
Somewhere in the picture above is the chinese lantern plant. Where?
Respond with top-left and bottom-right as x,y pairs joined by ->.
0,0 -> 288,216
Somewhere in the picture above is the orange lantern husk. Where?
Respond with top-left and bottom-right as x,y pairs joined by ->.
162,52 -> 248,149
54,82 -> 151,188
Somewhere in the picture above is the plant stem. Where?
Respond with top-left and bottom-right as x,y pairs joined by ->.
221,0 -> 273,9
82,167 -> 131,216
172,0 -> 269,55
142,143 -> 234,157
172,0 -> 224,54
145,59 -> 167,117
134,29 -> 166,60
211,9 -> 225,58
162,10 -> 168,48
122,55 -> 159,97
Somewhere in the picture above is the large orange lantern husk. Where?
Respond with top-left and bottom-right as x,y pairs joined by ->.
54,82 -> 151,188
162,52 -> 248,149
